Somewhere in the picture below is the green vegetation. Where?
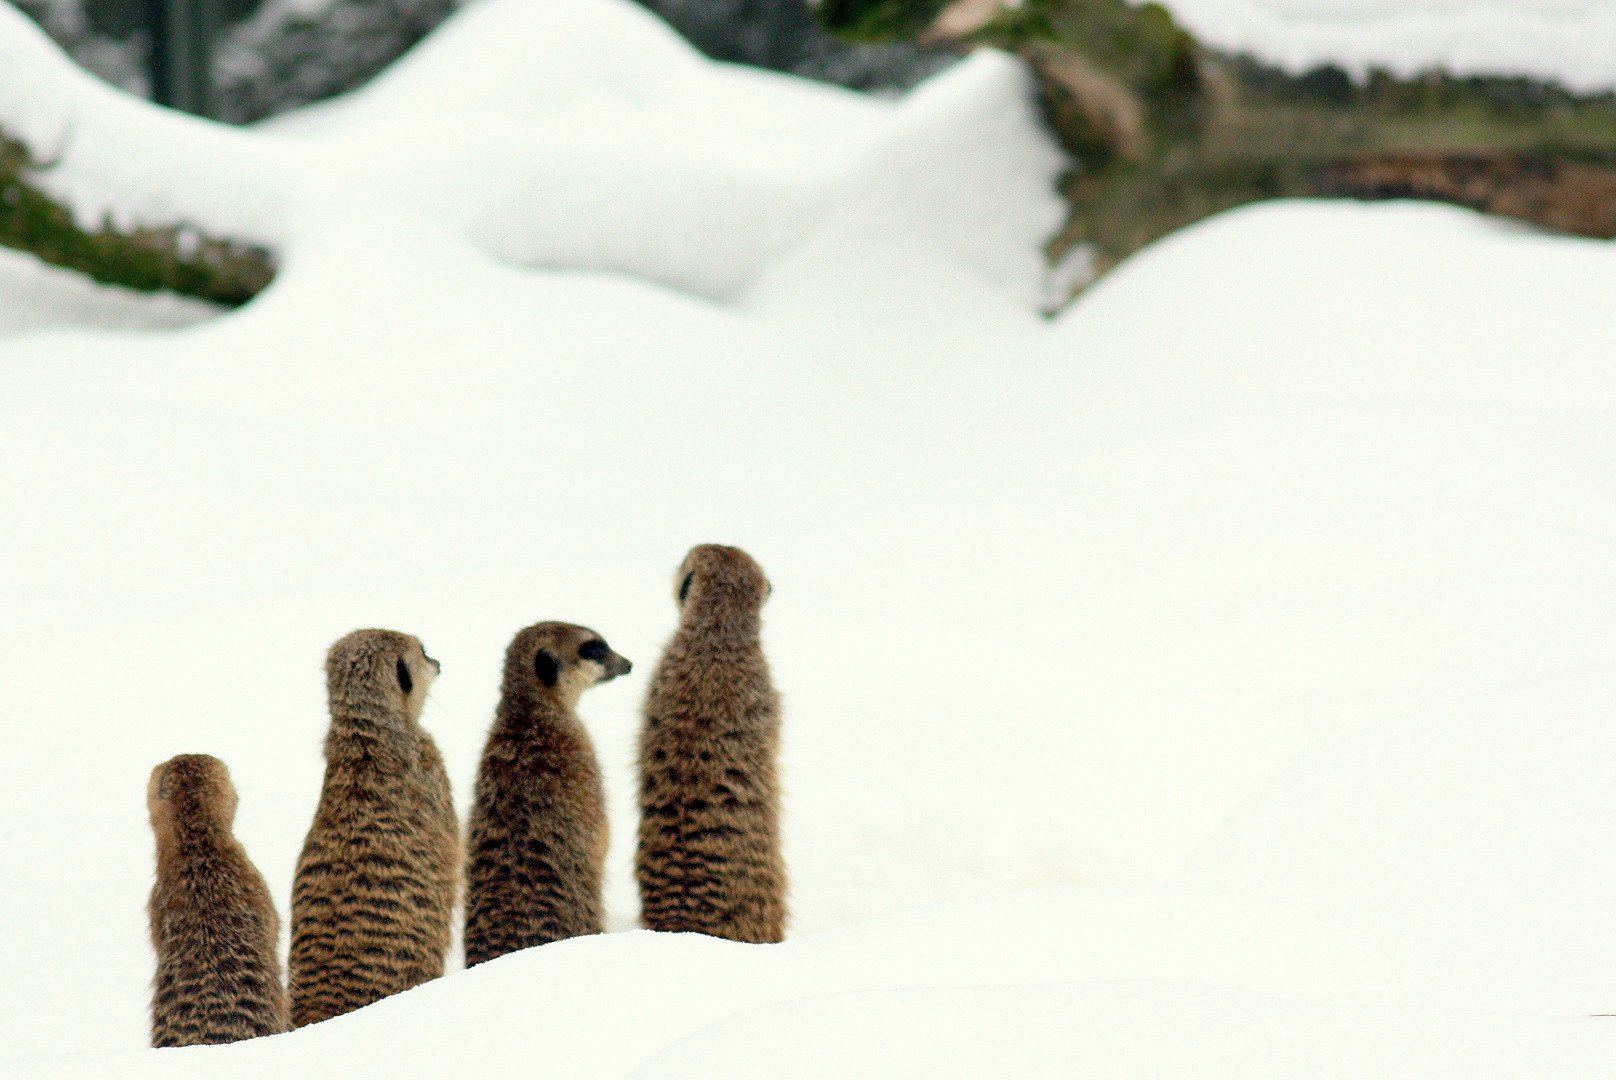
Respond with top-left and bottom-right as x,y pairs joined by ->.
1,130 -> 274,307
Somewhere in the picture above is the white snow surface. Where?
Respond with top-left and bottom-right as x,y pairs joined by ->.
1163,0 -> 1616,90
4,0 -> 1616,1074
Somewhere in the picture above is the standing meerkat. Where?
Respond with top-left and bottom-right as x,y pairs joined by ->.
637,544 -> 786,943
147,753 -> 289,1047
289,629 -> 459,1027
463,622 -> 632,967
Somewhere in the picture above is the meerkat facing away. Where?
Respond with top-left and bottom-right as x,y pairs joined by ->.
637,544 -> 786,943
148,754 -> 289,1047
289,629 -> 459,1027
463,622 -> 632,967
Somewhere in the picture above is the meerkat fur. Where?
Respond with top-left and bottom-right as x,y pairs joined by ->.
637,544 -> 787,943
148,753 -> 290,1047
464,622 -> 631,966
289,629 -> 459,1027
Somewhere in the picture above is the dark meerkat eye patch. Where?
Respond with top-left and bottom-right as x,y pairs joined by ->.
396,658 -> 413,695
679,572 -> 694,603
534,649 -> 560,688
578,639 -> 607,662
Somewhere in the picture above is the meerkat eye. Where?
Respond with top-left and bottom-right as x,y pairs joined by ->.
534,650 -> 560,688
679,572 -> 694,603
578,639 -> 607,662
396,658 -> 413,695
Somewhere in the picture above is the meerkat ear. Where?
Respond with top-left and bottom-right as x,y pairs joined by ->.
396,658 -> 413,695
679,572 -> 694,603
534,650 -> 559,688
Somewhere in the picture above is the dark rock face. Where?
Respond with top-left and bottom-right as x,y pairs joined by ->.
17,0 -> 958,125
635,0 -> 956,91
210,0 -> 458,123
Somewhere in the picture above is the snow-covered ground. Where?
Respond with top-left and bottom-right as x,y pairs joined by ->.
4,0 -> 1616,1073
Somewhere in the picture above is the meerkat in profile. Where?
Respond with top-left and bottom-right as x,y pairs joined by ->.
147,754 -> 289,1047
289,629 -> 459,1027
463,622 -> 632,967
637,544 -> 786,943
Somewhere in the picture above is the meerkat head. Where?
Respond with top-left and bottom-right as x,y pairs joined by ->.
504,622 -> 631,709
675,544 -> 771,619
326,628 -> 440,720
148,754 -> 238,834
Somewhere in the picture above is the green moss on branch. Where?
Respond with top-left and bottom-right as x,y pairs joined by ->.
1,130 -> 275,307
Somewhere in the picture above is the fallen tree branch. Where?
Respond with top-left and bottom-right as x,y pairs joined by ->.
830,0 -> 1616,296
1,127 -> 274,306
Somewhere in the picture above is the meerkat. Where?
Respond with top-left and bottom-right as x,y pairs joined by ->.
463,622 -> 632,967
147,754 -> 289,1047
288,629 -> 459,1027
637,544 -> 786,943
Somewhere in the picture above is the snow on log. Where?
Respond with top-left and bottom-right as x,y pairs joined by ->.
0,0 -> 280,304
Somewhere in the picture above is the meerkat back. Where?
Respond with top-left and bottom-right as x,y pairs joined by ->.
637,544 -> 787,943
463,622 -> 632,966
148,754 -> 289,1047
289,629 -> 459,1027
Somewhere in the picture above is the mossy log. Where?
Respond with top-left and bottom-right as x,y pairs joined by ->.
825,0 -> 1616,294
1026,36 -> 1616,282
0,129 -> 275,306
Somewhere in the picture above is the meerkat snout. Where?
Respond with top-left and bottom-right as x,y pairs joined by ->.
578,637 -> 632,679
533,635 -> 630,690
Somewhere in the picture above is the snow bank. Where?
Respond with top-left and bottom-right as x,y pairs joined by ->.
4,193 -> 1616,1068
1163,0 -> 1616,89
10,887 -> 1616,1078
2,0 -> 1060,302
0,247 -> 219,336
1183,668 -> 1616,990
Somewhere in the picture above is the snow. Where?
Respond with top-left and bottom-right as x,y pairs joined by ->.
0,247 -> 220,334
12,888 -> 1616,1077
4,0 -> 1616,1074
1162,0 -> 1616,90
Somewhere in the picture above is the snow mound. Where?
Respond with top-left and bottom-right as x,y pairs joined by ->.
10,887 -> 1616,1078
634,983 -> 1616,1080
1184,667 -> 1616,990
0,0 -> 1062,304
0,247 -> 220,337
3,0 -> 1616,1069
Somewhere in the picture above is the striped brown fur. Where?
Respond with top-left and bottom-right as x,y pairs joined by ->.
289,629 -> 459,1027
637,544 -> 786,943
463,622 -> 631,966
148,754 -> 289,1047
